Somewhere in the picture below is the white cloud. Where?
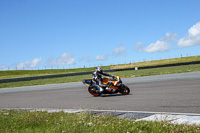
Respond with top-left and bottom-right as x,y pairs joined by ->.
113,46 -> 127,56
50,53 -> 75,65
160,32 -> 178,41
178,22 -> 200,48
30,58 -> 42,68
14,57 -> 42,70
133,42 -> 145,51
134,32 -> 177,53
144,40 -> 171,53
0,65 -> 8,70
2,53 -> 75,70
95,45 -> 127,61
96,55 -> 108,61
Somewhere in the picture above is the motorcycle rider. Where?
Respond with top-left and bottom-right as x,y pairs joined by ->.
92,67 -> 115,93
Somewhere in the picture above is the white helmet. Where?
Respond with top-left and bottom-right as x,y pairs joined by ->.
95,67 -> 103,73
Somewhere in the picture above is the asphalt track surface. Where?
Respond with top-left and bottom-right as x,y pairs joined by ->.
0,72 -> 200,114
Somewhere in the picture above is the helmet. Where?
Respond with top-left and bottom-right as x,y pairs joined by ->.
95,67 -> 103,73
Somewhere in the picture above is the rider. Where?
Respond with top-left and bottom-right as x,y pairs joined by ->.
92,67 -> 115,93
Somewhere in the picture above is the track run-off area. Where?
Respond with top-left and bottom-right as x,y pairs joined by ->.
1,72 -> 200,125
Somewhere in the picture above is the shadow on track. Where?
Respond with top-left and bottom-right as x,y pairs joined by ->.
100,93 -> 132,97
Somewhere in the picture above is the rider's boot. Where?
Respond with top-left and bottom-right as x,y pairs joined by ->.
97,86 -> 104,94
107,82 -> 114,92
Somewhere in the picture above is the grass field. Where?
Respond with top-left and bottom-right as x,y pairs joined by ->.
0,110 -> 199,133
111,55 -> 200,69
0,55 -> 199,79
0,64 -> 200,88
0,67 -> 106,79
0,66 -> 111,79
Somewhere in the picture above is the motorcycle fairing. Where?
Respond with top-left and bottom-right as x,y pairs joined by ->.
82,79 -> 92,86
101,77 -> 119,90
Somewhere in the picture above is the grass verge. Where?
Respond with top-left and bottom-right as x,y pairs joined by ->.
111,55 -> 200,69
0,66 -> 110,79
0,64 -> 200,88
0,110 -> 199,133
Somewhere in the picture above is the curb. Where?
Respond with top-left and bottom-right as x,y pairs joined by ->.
1,108 -> 200,125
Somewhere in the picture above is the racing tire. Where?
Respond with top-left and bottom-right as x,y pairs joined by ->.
88,86 -> 101,97
119,85 -> 130,95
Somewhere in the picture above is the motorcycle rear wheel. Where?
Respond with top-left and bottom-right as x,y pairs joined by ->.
88,86 -> 101,96
119,85 -> 130,95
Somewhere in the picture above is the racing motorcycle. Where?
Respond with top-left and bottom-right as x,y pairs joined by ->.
82,75 -> 130,96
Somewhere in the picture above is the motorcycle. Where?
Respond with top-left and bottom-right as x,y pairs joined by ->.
82,75 -> 130,96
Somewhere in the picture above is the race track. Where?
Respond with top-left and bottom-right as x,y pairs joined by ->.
0,72 -> 200,114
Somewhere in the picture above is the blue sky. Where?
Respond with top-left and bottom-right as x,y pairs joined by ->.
0,0 -> 200,70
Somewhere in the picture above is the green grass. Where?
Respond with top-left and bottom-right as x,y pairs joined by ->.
0,64 -> 200,88
0,74 -> 91,88
111,63 -> 200,78
0,55 -> 199,79
0,66 -> 110,79
111,55 -> 200,69
0,110 -> 199,133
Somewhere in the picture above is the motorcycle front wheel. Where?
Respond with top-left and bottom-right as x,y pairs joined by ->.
119,85 -> 130,95
88,86 -> 101,97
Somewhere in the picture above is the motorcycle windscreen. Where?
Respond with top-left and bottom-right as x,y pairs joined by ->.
82,79 -> 92,86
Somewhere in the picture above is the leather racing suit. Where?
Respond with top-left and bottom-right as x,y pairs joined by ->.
92,71 -> 113,90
